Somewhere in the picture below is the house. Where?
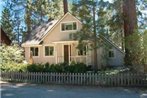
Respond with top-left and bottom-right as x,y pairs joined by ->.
22,12 -> 124,68
0,27 -> 11,45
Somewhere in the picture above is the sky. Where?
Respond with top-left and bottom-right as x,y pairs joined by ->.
0,0 -> 146,21
0,0 -> 4,20
0,0 -> 114,20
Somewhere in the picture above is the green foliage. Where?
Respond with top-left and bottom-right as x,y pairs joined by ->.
98,67 -> 130,75
0,7 -> 14,40
0,44 -> 25,72
1,63 -> 27,72
66,62 -> 88,73
32,0 -> 62,22
1,0 -> 63,43
125,31 -> 142,66
71,0 -> 110,69
0,44 -> 24,63
27,62 -> 89,73
123,30 -> 147,72
27,64 -> 42,72
142,30 -> 147,65
107,0 -> 124,48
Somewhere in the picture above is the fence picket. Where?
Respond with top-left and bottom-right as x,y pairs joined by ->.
1,72 -> 146,87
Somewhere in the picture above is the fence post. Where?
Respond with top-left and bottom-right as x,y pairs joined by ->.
0,72 -> 146,87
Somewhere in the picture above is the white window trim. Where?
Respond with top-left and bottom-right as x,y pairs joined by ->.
43,44 -> 55,57
29,46 -> 40,58
60,21 -> 78,32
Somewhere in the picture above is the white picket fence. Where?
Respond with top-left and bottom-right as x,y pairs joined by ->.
1,72 -> 147,87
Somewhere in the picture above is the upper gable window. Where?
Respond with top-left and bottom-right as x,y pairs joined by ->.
61,22 -> 77,31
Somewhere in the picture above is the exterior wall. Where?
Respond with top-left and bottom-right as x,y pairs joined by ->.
24,43 -> 124,66
24,13 -> 83,64
90,47 -> 124,68
24,43 -> 92,65
108,47 -> 124,66
23,13 -> 124,66
25,45 -> 56,64
90,48 -> 104,68
43,14 -> 82,44
24,47 -> 30,62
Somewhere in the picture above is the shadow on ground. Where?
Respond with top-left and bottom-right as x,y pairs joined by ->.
1,82 -> 147,98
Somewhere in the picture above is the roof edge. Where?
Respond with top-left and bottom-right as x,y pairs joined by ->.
99,35 -> 125,54
39,12 -> 82,43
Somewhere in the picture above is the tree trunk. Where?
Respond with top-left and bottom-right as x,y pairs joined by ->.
93,4 -> 98,70
25,10 -> 31,41
25,0 -> 32,41
123,0 -> 137,66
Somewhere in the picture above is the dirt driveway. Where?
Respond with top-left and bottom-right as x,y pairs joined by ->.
1,81 -> 147,98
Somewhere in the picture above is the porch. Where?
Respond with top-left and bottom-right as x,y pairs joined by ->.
56,56 -> 91,65
53,41 -> 92,65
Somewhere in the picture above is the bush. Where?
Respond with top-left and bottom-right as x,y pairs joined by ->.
0,44 -> 24,64
0,44 -> 26,72
27,62 -> 89,73
27,63 -> 44,72
66,62 -> 87,73
1,62 -> 27,72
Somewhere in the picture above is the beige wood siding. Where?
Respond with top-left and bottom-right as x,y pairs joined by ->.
43,14 -> 82,44
23,13 -> 124,67
24,47 -> 30,62
108,47 -> 124,66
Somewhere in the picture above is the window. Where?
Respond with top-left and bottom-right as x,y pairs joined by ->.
109,50 -> 114,58
45,46 -> 54,56
78,46 -> 87,56
30,47 -> 38,56
61,22 -> 77,31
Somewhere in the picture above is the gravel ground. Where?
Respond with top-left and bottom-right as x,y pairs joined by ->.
1,81 -> 147,98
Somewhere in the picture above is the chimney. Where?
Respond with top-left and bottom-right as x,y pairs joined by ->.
63,0 -> 68,14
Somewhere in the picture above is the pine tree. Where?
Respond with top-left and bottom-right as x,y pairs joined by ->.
25,0 -> 33,41
72,0 -> 109,69
0,7 -> 14,40
6,0 -> 63,42
123,0 -> 138,66
142,30 -> 147,72
32,0 -> 63,25
107,0 -> 124,49
72,0 -> 96,69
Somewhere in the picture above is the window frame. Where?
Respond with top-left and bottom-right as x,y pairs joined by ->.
108,49 -> 115,58
44,45 -> 55,57
60,21 -> 77,32
30,47 -> 39,57
77,45 -> 87,56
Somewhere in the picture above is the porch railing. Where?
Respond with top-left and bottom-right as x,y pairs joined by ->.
56,56 -> 91,65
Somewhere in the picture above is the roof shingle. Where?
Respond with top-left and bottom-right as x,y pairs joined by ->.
23,20 -> 58,45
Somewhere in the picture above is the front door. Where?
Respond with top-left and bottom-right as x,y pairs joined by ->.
64,45 -> 71,63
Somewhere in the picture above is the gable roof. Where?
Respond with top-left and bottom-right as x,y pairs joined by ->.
22,12 -> 81,46
22,20 -> 58,46
40,12 -> 82,42
21,12 -> 124,54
